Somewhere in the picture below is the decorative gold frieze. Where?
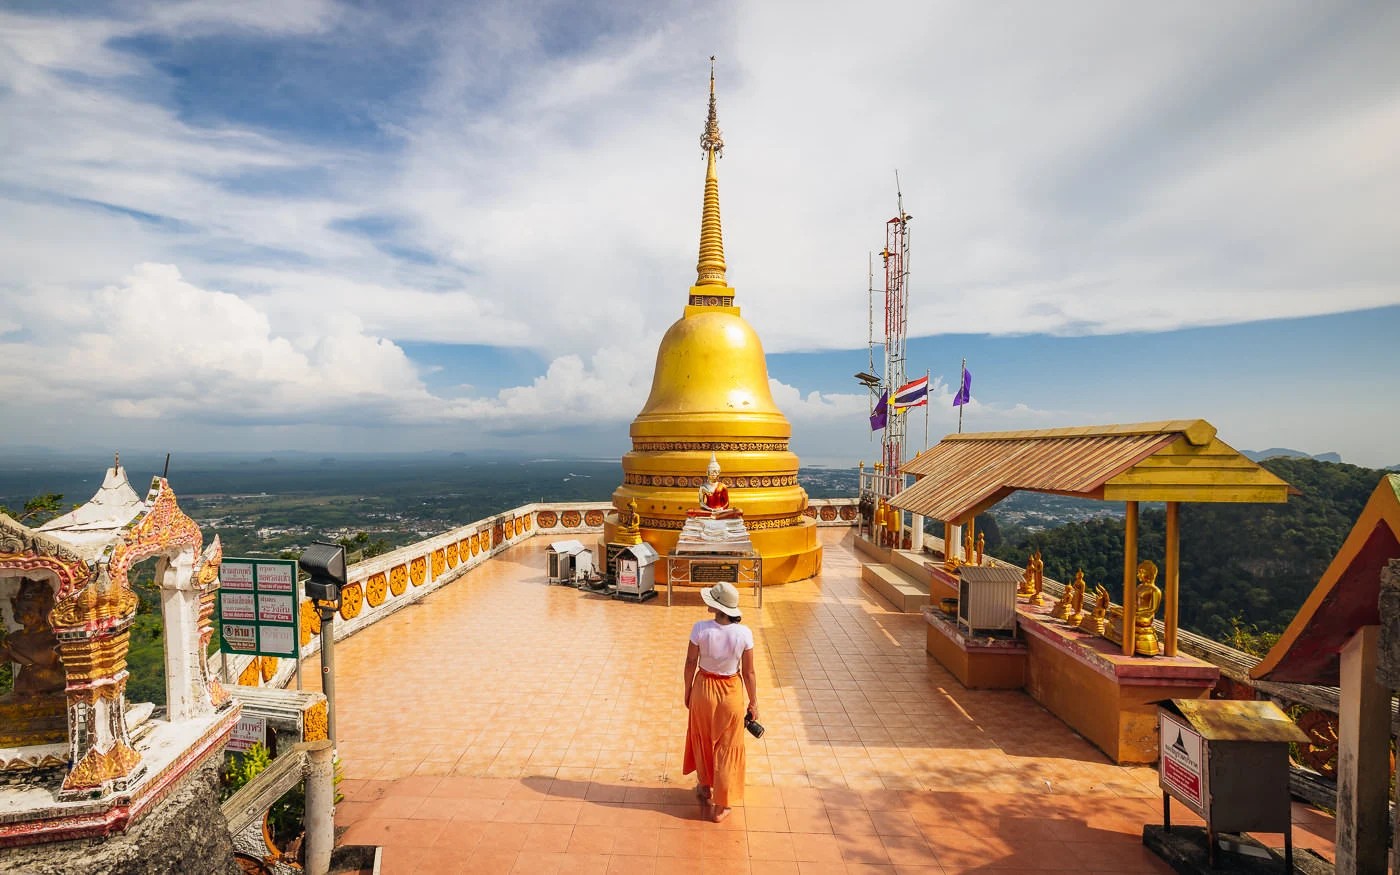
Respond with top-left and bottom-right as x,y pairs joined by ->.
388,564 -> 407,596
409,557 -> 426,586
630,441 -> 789,453
638,514 -> 808,532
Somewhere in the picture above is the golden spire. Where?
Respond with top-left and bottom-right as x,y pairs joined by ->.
695,56 -> 727,288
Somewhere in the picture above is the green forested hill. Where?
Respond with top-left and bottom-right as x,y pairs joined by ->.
997,457 -> 1387,641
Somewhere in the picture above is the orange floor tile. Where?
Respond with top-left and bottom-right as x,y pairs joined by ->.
310,528 -> 1336,874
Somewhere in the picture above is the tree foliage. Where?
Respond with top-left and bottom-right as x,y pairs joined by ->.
998,458 -> 1386,640
0,493 -> 68,526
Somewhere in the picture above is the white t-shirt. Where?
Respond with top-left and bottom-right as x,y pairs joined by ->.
690,619 -> 754,676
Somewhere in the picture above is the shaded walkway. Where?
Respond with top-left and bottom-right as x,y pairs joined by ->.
314,528 -> 1335,873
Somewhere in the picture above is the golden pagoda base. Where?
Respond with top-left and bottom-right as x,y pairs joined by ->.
604,517 -> 822,585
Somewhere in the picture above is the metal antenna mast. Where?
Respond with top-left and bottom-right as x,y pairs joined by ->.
879,176 -> 912,502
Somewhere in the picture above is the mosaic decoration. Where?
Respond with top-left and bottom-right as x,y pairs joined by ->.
804,507 -> 817,518
522,515 -> 532,532
431,548 -> 445,580
470,534 -> 480,556
630,440 -> 788,452
584,510 -> 604,527
365,572 -> 388,607
409,557 -> 426,586
388,564 -> 407,596
480,530 -> 491,550
458,538 -> 471,561
561,511 -> 581,528
839,505 -> 857,521
820,506 -> 837,521
492,523 -> 504,543
446,542 -> 459,568
505,519 -> 515,538
639,514 -> 808,531
338,583 -> 363,619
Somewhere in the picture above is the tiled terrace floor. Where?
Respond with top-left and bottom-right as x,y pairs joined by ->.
315,528 -> 1336,874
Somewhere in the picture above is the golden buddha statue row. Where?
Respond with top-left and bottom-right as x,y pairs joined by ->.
1018,552 -> 1162,656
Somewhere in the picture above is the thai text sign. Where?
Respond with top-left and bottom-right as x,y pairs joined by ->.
1159,712 -> 1205,813
218,558 -> 300,659
227,714 -> 267,754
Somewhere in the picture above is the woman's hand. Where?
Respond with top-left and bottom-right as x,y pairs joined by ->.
747,704 -> 759,722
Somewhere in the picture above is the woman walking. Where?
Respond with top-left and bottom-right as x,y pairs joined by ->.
682,581 -> 758,823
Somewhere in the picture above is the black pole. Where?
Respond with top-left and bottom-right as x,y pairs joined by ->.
318,605 -> 336,743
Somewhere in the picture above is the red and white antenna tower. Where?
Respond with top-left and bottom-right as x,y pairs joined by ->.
868,178 -> 911,504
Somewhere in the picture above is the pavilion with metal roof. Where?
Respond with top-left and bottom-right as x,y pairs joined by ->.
890,419 -> 1295,657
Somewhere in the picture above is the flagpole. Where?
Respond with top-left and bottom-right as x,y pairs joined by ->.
957,358 -> 965,434
923,368 -> 930,449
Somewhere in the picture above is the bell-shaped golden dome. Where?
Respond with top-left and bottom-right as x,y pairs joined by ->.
633,311 -> 788,438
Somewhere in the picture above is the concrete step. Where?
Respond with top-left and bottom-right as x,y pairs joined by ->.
859,563 -> 930,613
890,548 -> 937,582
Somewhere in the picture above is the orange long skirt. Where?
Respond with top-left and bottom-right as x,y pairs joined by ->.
683,671 -> 746,808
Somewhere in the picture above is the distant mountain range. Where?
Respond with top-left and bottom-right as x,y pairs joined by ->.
1241,447 -> 1343,464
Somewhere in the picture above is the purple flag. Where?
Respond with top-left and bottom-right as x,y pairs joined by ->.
953,368 -> 972,407
870,391 -> 888,431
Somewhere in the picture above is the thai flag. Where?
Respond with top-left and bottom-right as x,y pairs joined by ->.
892,375 -> 929,410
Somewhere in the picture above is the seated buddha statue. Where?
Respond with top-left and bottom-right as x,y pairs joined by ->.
0,578 -> 65,699
615,498 -> 642,545
688,454 -> 742,519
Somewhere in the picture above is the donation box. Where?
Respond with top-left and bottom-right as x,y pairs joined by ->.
1157,699 -> 1307,866
957,565 -> 1022,635
613,542 -> 659,602
546,540 -> 591,585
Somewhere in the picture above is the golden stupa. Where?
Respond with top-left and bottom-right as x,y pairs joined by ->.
604,64 -> 822,583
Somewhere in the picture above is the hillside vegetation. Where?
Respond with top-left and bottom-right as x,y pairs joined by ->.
997,457 -> 1387,641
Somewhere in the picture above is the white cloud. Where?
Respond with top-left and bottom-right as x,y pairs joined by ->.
0,1 -> 1397,456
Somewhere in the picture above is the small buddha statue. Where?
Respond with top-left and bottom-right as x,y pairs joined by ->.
975,531 -> 985,565
1134,560 -> 1162,657
962,527 -> 975,566
1067,573 -> 1087,627
1018,554 -> 1036,597
1081,584 -> 1111,636
1052,569 -> 1084,621
687,454 -> 741,519
616,498 -> 642,545
0,578 -> 65,699
1029,550 -> 1046,606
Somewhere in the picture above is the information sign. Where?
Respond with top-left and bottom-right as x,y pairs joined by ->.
227,714 -> 267,754
1159,712 -> 1206,813
218,557 -> 301,658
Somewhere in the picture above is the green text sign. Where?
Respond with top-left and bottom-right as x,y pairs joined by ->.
218,557 -> 300,659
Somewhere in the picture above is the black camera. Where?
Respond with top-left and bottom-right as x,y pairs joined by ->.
744,711 -> 764,739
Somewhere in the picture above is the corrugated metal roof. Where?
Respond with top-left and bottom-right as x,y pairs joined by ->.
891,420 -> 1292,522
1160,699 -> 1308,743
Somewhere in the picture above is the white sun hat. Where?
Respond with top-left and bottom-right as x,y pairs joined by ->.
700,581 -> 742,617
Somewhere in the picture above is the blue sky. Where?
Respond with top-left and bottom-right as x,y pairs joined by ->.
0,1 -> 1397,468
